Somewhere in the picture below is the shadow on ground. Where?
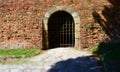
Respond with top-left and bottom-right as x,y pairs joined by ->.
92,0 -> 120,72
48,56 -> 103,72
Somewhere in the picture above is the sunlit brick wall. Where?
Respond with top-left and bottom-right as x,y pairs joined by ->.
0,0 -> 110,49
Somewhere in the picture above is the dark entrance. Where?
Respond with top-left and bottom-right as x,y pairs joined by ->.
48,11 -> 75,48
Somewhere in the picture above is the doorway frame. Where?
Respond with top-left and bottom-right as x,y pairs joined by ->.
43,5 -> 80,49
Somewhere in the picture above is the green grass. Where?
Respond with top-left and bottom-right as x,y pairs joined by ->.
0,48 -> 40,58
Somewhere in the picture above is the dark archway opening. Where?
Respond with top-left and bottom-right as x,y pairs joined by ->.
48,11 -> 75,48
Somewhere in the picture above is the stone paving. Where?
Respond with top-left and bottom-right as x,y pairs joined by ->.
0,48 -> 102,72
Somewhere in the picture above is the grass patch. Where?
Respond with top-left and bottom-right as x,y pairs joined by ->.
0,48 -> 41,64
0,48 -> 40,58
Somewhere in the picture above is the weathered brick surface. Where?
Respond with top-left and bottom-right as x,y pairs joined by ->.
0,0 -> 111,49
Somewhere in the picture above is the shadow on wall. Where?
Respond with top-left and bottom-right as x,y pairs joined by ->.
92,0 -> 120,72
48,56 -> 103,72
92,6 -> 120,42
107,0 -> 120,6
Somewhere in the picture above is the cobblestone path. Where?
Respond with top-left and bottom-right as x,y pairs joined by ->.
0,48 -> 102,72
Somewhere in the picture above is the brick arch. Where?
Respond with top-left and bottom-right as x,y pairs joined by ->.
43,5 -> 80,49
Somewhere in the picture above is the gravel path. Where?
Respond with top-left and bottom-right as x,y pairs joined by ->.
0,48 -> 102,72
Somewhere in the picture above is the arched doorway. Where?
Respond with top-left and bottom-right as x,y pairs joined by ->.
48,11 -> 75,48
43,5 -> 80,49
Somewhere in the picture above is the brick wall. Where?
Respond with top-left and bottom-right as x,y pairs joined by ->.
0,0 -> 111,49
